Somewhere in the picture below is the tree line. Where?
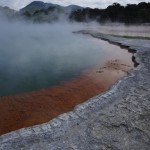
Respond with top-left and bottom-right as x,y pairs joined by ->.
69,2 -> 150,23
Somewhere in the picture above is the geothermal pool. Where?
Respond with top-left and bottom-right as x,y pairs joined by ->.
0,23 -> 118,95
0,22 -> 134,135
0,23 -> 134,96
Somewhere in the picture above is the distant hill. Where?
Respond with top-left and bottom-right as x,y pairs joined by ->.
19,1 -> 83,22
20,1 -> 83,14
65,5 -> 83,14
0,1 -> 83,23
20,1 -> 61,14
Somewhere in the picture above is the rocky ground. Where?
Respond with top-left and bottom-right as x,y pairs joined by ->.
0,31 -> 150,150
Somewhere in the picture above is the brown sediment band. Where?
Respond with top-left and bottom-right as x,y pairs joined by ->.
0,58 -> 134,135
0,31 -> 136,135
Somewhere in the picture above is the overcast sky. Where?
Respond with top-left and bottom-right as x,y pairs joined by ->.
0,0 -> 149,10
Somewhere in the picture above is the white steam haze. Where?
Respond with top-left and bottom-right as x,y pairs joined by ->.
0,0 -> 149,10
0,13 -> 150,96
94,24 -> 150,37
0,17 -> 110,96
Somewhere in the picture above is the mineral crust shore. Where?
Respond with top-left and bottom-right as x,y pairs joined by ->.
0,31 -> 150,150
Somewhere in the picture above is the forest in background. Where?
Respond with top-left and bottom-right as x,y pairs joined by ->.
0,2 -> 150,24
70,2 -> 150,23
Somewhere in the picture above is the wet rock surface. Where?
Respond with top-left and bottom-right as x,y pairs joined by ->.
0,31 -> 150,150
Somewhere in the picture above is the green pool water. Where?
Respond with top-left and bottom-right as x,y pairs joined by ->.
0,22 -> 132,96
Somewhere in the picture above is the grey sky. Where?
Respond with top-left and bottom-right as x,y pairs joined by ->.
0,0 -> 149,10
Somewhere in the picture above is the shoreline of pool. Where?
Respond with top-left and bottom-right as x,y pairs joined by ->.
0,32 -> 150,150
0,33 -> 134,135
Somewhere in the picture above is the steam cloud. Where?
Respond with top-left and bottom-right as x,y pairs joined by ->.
0,18 -> 107,96
0,15 -> 149,96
